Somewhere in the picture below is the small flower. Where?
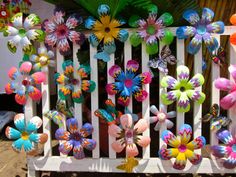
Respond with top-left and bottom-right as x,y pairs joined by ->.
159,124 -> 206,170
4,12 -> 45,54
211,128 -> 236,169
161,65 -> 205,112
54,60 -> 96,103
30,46 -> 55,71
150,104 -> 176,131
108,114 -> 151,157
0,5 -> 9,19
43,10 -> 85,56
176,8 -> 224,54
130,13 -> 174,55
55,118 -> 96,159
106,60 -> 152,106
5,113 -> 48,155
214,65 -> 236,110
85,4 -> 128,62
5,62 -> 45,105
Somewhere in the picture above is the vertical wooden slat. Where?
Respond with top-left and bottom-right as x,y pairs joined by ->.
142,43 -> 150,159
176,39 -> 185,131
73,44 -> 83,128
107,54 -> 116,159
90,45 -> 99,158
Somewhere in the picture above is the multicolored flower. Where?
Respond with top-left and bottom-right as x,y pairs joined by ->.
54,60 -> 96,103
108,114 -> 151,157
159,124 -> 206,170
5,61 -> 45,105
85,4 -> 129,62
30,46 -> 55,71
150,104 -> 176,131
130,13 -> 174,55
55,118 -> 96,159
161,65 -> 205,112
5,113 -> 48,155
106,60 -> 152,106
176,8 -> 224,54
211,128 -> 236,169
214,65 -> 236,110
4,12 -> 45,54
43,10 -> 85,56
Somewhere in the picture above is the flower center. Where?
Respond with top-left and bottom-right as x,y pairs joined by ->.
39,56 -> 48,66
1,10 -> 7,16
197,25 -> 207,35
125,129 -> 134,145
22,79 -> 30,86
18,28 -> 26,37
105,27 -> 111,33
158,112 -> 167,122
21,132 -> 29,140
180,86 -> 186,92
56,24 -> 68,37
71,132 -> 82,141
232,144 -> 236,152
146,25 -> 156,35
124,79 -> 133,88
178,144 -> 187,153
70,78 -> 78,85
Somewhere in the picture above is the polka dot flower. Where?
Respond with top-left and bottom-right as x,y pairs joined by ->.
159,124 -> 206,170
106,60 -> 152,106
176,8 -> 224,54
5,113 -> 48,155
54,60 -> 96,103
161,65 -> 205,112
5,61 -> 45,105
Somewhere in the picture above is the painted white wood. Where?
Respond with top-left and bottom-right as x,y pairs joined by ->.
141,43 -> 150,159
73,44 -> 83,128
107,53 -> 116,159
176,39 -> 185,132
90,45 -> 100,158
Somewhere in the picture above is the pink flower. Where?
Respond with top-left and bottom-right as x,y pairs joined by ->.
108,114 -> 151,157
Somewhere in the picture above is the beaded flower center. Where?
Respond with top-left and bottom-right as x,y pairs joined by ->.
124,79 -> 133,88
22,79 -> 30,86
56,24 -> 68,37
39,56 -> 49,66
147,25 -> 156,35
21,132 -> 29,140
125,129 -> 134,145
232,144 -> 236,152
158,112 -> 167,122
178,144 -> 187,153
197,25 -> 207,35
19,28 -> 26,37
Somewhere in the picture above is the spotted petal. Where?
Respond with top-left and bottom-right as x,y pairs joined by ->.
173,152 -> 187,170
187,34 -> 202,55
178,124 -> 192,145
161,76 -> 178,89
202,8 -> 214,24
216,130 -> 234,145
187,136 -> 206,150
186,90 -> 205,104
176,26 -> 196,39
5,127 -> 21,140
203,32 -> 218,53
185,150 -> 202,165
55,128 -> 70,140
211,145 -> 227,158
58,140 -> 73,155
66,118 -> 79,134
14,113 -> 25,132
29,133 -> 48,144
159,148 -> 179,160
220,91 -> 236,110
161,130 -> 180,148
177,92 -> 190,113
183,10 -> 200,25
26,116 -> 42,133
207,21 -> 224,34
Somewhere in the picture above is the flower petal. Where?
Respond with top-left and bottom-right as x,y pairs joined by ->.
223,153 -> 236,169
126,143 -> 139,157
44,19 -> 56,33
207,21 -> 224,34
177,65 -> 189,82
81,80 -> 96,92
31,72 -> 46,84
188,74 -> 205,88
108,124 -> 122,138
23,139 -> 35,153
82,138 -> 96,151
28,86 -> 42,101
133,72 -> 152,85
29,133 -> 48,144
183,10 -> 200,25
220,91 -> 236,110
15,92 -> 27,105
12,138 -> 24,152
118,88 -> 131,106
133,87 -> 148,103
214,78 -> 233,92
154,122 -> 161,131
187,136 -> 206,150
159,148 -> 179,160
117,29 -> 129,42
66,15 -> 82,29
80,123 -> 93,137
166,119 -> 174,129
20,61 -> 32,75
177,92 -> 190,113
202,8 -> 214,24
216,130 -> 234,145
203,32 -> 218,53
185,150 -> 202,165
126,60 -> 139,74
8,67 -> 20,80
23,14 -> 41,29
66,118 -> 79,134
211,145 -> 227,158
58,140 -> 73,155
134,119 -> 148,134
59,86 -> 72,100
68,31 -> 85,45
176,26 -> 196,39
159,12 -> 173,26
55,128 -> 70,141
88,33 -> 101,47
77,65 -> 90,79
106,83 -> 119,95
109,65 -> 125,81
26,29 -> 45,42
161,76 -> 178,89
58,38 -> 71,55
161,90 -> 181,105
111,139 -> 125,153
120,114 -> 133,130
14,113 -> 25,132
20,36 -> 34,54
161,130 -> 180,148
5,26 -> 19,36
229,65 -> 236,83
5,126 -> 21,140
186,90 -> 206,104
173,152 -> 187,170
98,4 -> 110,17
53,11 -> 65,25
72,89 -> 84,103
136,135 -> 151,147
73,141 -> 85,159
26,116 -> 42,133
11,12 -> 23,28
150,105 -> 159,115
179,124 -> 192,145
7,35 -> 21,53
45,33 -> 57,47
167,111 -> 176,118
187,34 -> 202,55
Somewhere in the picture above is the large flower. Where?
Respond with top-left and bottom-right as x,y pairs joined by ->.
5,113 -> 48,155
159,124 -> 206,170
5,61 -> 45,105
55,118 -> 96,159
4,12 -> 45,54
130,13 -> 174,55
211,128 -> 236,169
44,10 -> 85,56
106,60 -> 152,106
108,114 -> 151,157
54,60 -> 96,103
150,104 -> 176,131
161,65 -> 205,112
85,4 -> 129,62
30,46 -> 55,71
176,8 -> 224,54
214,65 -> 236,110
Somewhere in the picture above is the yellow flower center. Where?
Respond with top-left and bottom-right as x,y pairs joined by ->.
158,113 -> 166,122
21,132 -> 29,140
39,55 -> 49,66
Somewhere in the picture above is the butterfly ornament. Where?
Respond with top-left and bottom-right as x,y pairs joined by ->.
210,47 -> 226,66
148,45 -> 177,74
116,157 -> 139,173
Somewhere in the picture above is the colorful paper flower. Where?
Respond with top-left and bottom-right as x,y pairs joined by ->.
230,14 -> 236,45
176,8 -> 224,54
4,12 -> 45,54
43,10 -> 85,56
108,114 -> 151,157
30,46 -> 55,71
85,4 -> 129,62
211,128 -> 236,169
214,65 -> 236,110
106,60 -> 152,106
159,124 -> 206,170
5,61 -> 45,105
54,60 -> 96,103
55,118 -> 96,159
5,113 -> 48,155
150,104 -> 176,131
0,5 -> 9,19
161,65 -> 205,112
130,13 -> 174,55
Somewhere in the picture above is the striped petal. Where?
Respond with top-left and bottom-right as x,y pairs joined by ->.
216,130 -> 234,145
7,35 -> 21,53
28,86 -> 42,101
187,34 -> 202,55
117,29 -> 129,42
133,88 -> 148,103
15,92 -> 27,105
23,14 -> 41,29
45,33 -> 57,47
31,72 -> 46,84
8,67 -> 20,80
106,83 -> 119,95
82,138 -> 96,151
161,76 -> 178,89
68,31 -> 84,45
55,128 -> 70,141
178,124 -> 192,145
133,72 -> 152,85
126,60 -> 139,74
161,90 -> 181,105
54,73 -> 68,84
73,141 -> 85,159
21,36 -> 34,54
111,139 -> 125,153
183,10 -> 200,25
5,83 -> 15,94
202,8 -> 214,24
5,126 -> 21,140
26,29 -> 45,42
20,61 -> 32,75
159,148 -> 179,160
59,86 -> 72,100
173,152 -> 187,170
77,65 -> 90,79
11,12 -> 23,28
126,143 -> 139,157
23,139 -> 35,153
5,26 -> 18,36
81,80 -> 96,92
203,32 -> 218,53
29,133 -> 48,144
88,33 -> 101,47
187,136 -> 206,150
58,140 -> 73,155
53,11 -> 65,25
188,74 -> 205,88
136,135 -> 151,148
177,65 -> 189,82
176,26 -> 196,39
44,20 -> 56,33
80,123 -> 93,137
161,130 -> 180,148
223,153 -> 236,169
186,90 -> 205,104
207,21 -> 224,34
134,119 -> 148,134
66,118 -> 79,134
108,124 -> 122,138
12,138 -> 24,152
26,116 -> 42,133
177,92 -> 190,113
57,38 -> 71,55
14,113 -> 25,132
185,150 -> 202,165
72,89 -> 84,103
118,88 -> 131,106
66,15 -> 82,29
109,65 -> 125,81
220,91 -> 236,110
211,145 -> 227,158
214,78 -> 233,92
